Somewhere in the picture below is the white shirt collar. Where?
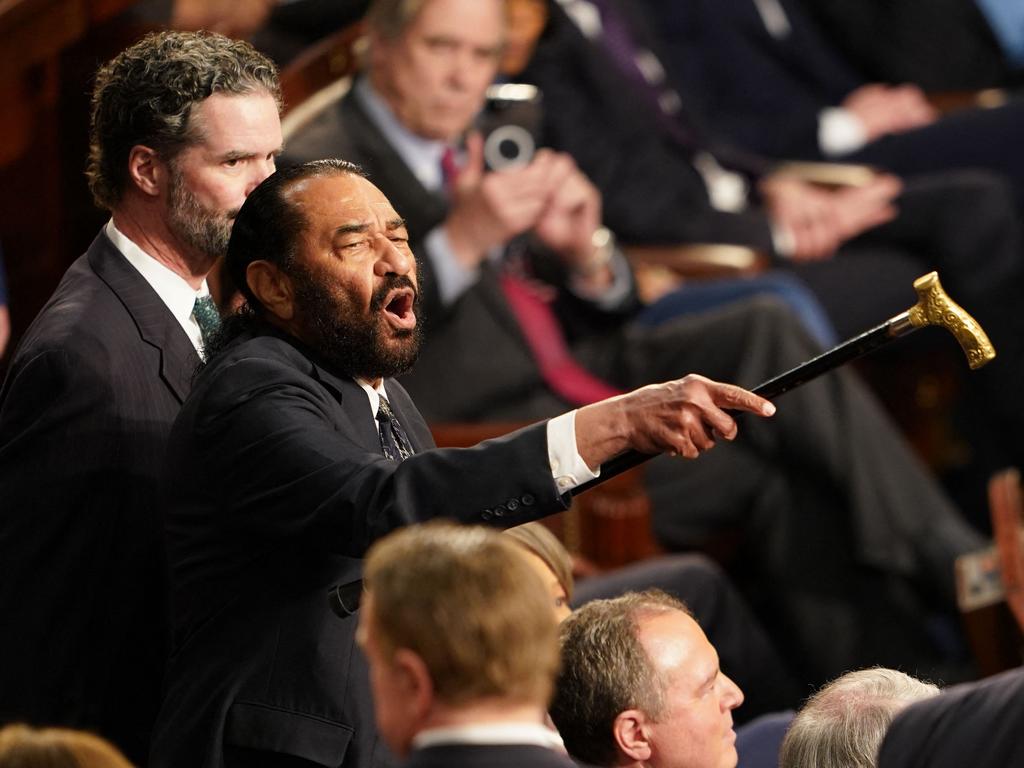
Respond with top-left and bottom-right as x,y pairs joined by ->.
104,219 -> 209,354
356,377 -> 388,419
355,78 -> 449,193
411,722 -> 565,751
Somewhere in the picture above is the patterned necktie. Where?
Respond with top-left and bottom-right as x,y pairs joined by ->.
192,295 -> 222,347
376,396 -> 414,462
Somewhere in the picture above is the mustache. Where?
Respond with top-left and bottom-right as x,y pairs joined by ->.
369,274 -> 418,312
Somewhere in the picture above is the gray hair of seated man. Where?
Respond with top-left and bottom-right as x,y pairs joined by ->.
779,667 -> 940,768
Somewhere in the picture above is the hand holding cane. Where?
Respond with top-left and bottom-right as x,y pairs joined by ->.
572,271 -> 995,495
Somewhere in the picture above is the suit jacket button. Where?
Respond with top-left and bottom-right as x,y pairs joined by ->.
507,499 -> 520,512
521,494 -> 535,506
482,509 -> 493,521
494,504 -> 507,517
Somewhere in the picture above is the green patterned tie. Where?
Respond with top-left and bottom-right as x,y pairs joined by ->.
192,295 -> 222,347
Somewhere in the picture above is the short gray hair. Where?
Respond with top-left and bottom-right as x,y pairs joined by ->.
779,668 -> 940,768
87,30 -> 280,210
364,0 -> 429,39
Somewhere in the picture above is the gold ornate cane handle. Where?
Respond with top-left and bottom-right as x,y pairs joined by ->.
907,272 -> 996,369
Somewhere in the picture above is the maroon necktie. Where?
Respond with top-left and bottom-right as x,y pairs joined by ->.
441,145 -> 622,406
499,269 -> 622,406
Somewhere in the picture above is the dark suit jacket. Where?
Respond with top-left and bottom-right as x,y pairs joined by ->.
0,231 -> 201,763
284,85 -> 639,421
877,667 -> 1024,768
517,0 -> 775,250
638,0 -> 1024,201
798,0 -> 1015,91
637,0 -> 861,160
403,743 -> 580,768
149,327 -> 571,768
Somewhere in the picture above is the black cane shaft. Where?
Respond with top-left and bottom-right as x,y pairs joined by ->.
752,318 -> 898,398
572,317 -> 910,497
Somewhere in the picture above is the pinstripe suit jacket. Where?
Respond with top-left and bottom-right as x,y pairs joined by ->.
0,230 -> 201,763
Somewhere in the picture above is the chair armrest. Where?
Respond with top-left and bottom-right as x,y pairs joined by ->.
623,243 -> 768,278
926,88 -> 1008,115
768,161 -> 880,188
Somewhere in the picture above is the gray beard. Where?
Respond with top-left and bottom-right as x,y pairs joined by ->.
167,171 -> 236,261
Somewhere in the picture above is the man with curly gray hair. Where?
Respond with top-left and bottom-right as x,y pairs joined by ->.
0,30 -> 282,764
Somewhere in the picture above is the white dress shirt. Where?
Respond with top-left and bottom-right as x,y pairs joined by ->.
104,219 -> 211,355
411,721 -> 565,751
356,379 -> 598,492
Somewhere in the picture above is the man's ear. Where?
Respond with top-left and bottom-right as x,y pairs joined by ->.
392,648 -> 434,723
246,260 -> 295,321
126,145 -> 165,197
613,709 -> 653,763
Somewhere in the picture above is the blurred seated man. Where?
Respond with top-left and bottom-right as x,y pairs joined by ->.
877,667 -> 1024,768
637,0 -> 1024,202
283,0 -> 987,685
150,158 -> 775,768
550,589 -> 746,768
358,521 -> 576,767
779,668 -> 939,768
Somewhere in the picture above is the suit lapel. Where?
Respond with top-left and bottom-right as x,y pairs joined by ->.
88,232 -> 201,403
309,361 -> 383,454
383,379 -> 435,452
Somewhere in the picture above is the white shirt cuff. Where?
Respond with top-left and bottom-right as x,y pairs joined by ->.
819,107 -> 868,157
424,225 -> 481,306
769,220 -> 796,258
547,410 -> 599,494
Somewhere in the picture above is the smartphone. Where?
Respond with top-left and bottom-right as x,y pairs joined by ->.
475,83 -> 543,172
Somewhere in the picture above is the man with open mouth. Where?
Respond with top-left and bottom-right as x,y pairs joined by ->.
149,157 -> 777,768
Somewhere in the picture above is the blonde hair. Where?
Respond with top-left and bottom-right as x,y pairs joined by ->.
504,522 -> 574,602
364,522 -> 560,707
0,724 -> 134,768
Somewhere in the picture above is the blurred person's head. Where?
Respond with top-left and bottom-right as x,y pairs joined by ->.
779,668 -> 939,768
365,0 -> 505,142
224,159 -> 422,381
551,590 -> 744,768
505,522 -> 574,621
87,31 -> 283,270
502,0 -> 548,76
358,522 -> 561,757
0,723 -> 134,768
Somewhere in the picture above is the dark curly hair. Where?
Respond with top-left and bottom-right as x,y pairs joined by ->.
86,30 -> 281,211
